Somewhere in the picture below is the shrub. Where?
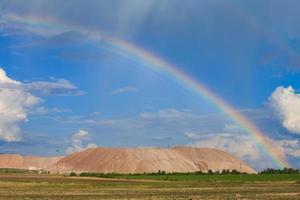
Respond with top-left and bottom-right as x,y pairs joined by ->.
69,172 -> 77,176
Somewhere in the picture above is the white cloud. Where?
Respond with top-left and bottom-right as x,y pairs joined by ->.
276,139 -> 300,157
31,106 -> 72,115
23,78 -> 85,96
111,86 -> 139,95
269,86 -> 300,134
66,130 -> 97,154
80,109 -> 200,129
184,132 -> 203,140
185,132 -> 262,161
0,67 -> 82,142
0,68 -> 41,141
95,118 -> 140,129
184,126 -> 300,167
139,109 -> 197,122
0,77 -> 85,97
223,124 -> 244,133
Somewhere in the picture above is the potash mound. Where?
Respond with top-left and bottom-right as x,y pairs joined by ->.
0,154 -> 61,170
56,147 -> 256,174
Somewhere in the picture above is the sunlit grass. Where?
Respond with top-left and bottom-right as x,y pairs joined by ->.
0,173 -> 299,199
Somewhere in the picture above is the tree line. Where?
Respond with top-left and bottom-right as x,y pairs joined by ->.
72,167 -> 300,177
259,167 -> 300,174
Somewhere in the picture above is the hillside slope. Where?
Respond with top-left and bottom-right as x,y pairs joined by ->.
56,147 -> 256,173
0,154 -> 60,170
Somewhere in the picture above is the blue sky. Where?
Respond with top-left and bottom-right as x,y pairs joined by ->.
0,0 -> 300,170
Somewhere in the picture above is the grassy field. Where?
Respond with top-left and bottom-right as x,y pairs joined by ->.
0,173 -> 299,199
79,172 -> 300,182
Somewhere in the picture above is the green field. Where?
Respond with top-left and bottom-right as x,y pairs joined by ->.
0,173 -> 299,199
79,172 -> 300,182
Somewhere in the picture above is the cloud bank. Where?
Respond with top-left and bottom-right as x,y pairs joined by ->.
0,67 -> 83,142
0,68 -> 41,141
66,130 -> 97,154
184,132 -> 261,161
269,86 -> 300,134
276,139 -> 300,158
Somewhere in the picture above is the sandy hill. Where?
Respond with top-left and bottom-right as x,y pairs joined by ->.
56,147 -> 256,174
0,154 -> 61,170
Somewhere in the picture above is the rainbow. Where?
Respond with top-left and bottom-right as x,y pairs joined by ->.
3,13 -> 289,168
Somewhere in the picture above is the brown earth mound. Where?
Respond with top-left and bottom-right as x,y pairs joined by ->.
56,147 -> 256,173
0,154 -> 61,170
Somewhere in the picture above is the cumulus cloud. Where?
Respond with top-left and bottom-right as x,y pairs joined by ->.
269,86 -> 300,134
111,86 -> 139,95
0,68 -> 41,141
66,130 -> 97,154
0,67 -> 83,142
184,122 -> 300,167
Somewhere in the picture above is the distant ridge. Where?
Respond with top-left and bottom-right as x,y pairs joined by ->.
0,147 -> 256,173
0,154 -> 60,170
56,147 -> 256,174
